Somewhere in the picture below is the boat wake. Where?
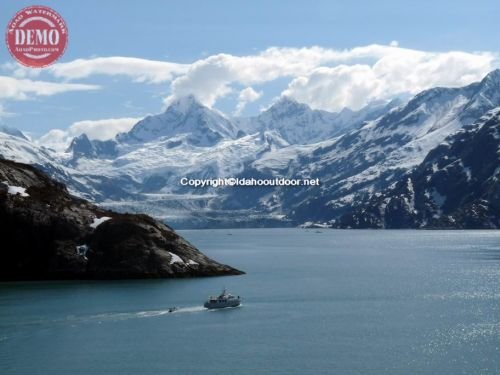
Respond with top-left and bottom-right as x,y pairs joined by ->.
85,304 -> 242,322
87,305 -> 207,322
7,304 -> 243,330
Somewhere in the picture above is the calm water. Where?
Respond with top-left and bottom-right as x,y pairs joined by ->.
1,229 -> 499,374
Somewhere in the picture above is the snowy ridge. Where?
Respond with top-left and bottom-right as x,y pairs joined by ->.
236,96 -> 401,144
116,95 -> 239,146
333,106 -> 500,228
1,70 -> 500,228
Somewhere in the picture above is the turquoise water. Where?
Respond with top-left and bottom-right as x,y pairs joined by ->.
1,229 -> 499,374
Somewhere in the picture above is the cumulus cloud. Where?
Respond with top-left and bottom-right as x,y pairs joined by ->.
283,48 -> 496,111
0,75 -> 99,100
37,129 -> 70,152
234,87 -> 263,115
68,117 -> 141,140
49,57 -> 189,83
283,65 -> 380,111
160,45 -> 498,111
163,48 -> 342,107
37,117 -> 141,152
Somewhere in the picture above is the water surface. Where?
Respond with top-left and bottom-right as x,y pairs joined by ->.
1,229 -> 499,374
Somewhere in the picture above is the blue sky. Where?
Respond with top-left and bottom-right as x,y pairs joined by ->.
1,0 -> 500,143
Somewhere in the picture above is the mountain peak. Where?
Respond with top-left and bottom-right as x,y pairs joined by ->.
458,69 -> 500,122
166,94 -> 205,114
66,133 -> 93,156
481,68 -> 500,83
276,96 -> 300,105
117,95 -> 238,146
474,69 -> 500,96
264,96 -> 310,117
276,96 -> 308,108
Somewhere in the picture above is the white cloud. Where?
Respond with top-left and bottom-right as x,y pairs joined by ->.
37,129 -> 70,152
0,75 -> 99,100
234,87 -> 263,115
283,49 -> 497,111
239,87 -> 263,102
163,48 -> 341,107
1,62 -> 41,79
22,44 -> 499,153
37,117 -> 141,152
159,45 -> 498,111
7,44 -> 497,114
68,117 -> 141,140
49,57 -> 189,83
283,65 -> 380,111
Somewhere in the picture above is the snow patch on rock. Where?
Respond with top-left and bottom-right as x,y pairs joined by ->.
168,252 -> 184,265
2,181 -> 29,197
90,216 -> 111,228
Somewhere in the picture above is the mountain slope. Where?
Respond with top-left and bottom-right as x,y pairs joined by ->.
335,108 -> 500,228
277,69 -> 500,225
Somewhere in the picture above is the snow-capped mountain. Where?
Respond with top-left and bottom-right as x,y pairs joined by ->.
334,108 -> 500,228
1,70 -> 500,228
116,95 -> 240,146
222,69 -> 500,226
0,131 -> 101,199
236,96 -> 402,144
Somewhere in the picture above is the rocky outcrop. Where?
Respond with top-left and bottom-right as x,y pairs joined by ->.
0,159 -> 243,281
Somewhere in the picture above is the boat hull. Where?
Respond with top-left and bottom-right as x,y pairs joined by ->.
204,300 -> 241,309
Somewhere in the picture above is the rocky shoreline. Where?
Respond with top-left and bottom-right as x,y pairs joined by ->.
0,159 -> 243,281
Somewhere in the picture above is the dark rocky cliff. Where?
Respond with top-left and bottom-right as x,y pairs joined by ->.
0,159 -> 243,281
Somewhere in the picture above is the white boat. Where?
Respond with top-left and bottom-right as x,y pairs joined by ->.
204,289 -> 241,309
